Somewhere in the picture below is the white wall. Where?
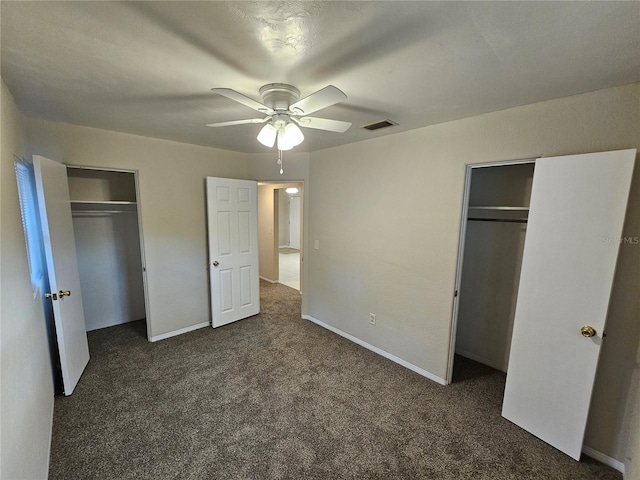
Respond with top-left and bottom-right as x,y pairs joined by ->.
455,221 -> 527,371
1,81 -> 54,478
25,119 -> 249,339
307,83 -> 640,463
278,189 -> 290,247
73,213 -> 146,331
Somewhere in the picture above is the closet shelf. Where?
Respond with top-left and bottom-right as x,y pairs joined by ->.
70,200 -> 137,213
467,206 -> 529,223
468,206 -> 529,211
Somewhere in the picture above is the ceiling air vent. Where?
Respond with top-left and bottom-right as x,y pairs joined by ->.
361,119 -> 398,131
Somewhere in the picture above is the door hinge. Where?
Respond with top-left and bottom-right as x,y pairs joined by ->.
454,290 -> 458,298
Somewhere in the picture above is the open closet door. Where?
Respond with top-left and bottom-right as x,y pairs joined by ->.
33,155 -> 90,395
207,177 -> 260,328
502,149 -> 636,460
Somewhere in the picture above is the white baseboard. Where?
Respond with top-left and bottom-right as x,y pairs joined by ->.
582,446 -> 625,473
455,348 -> 507,373
259,276 -> 278,283
150,321 -> 209,342
302,314 -> 446,386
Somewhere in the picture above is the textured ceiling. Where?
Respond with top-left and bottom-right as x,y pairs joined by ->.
2,1 -> 639,153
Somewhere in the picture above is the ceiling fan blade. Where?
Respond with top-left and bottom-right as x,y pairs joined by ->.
206,118 -> 267,127
289,85 -> 347,115
211,88 -> 272,113
295,116 -> 352,133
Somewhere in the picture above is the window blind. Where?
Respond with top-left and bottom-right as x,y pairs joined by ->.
14,159 -> 45,286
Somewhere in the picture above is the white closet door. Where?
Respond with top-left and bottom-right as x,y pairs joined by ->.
33,156 -> 90,395
502,149 -> 636,460
207,177 -> 260,328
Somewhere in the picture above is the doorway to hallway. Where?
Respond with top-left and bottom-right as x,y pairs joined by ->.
257,182 -> 303,293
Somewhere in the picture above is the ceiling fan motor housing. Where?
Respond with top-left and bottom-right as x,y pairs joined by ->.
259,83 -> 300,111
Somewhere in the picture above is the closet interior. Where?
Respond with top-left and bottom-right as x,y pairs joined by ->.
453,162 -> 535,375
67,167 -> 148,336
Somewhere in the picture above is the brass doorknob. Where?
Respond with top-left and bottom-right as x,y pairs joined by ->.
59,290 -> 71,297
580,325 -> 596,338
212,261 -> 219,267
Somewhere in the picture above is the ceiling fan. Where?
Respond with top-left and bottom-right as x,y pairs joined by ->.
206,83 -> 352,150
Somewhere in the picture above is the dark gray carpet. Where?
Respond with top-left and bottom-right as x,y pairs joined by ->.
49,281 -> 621,479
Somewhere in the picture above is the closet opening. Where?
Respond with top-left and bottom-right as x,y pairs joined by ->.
67,166 -> 150,342
445,150 -> 636,463
448,159 -> 535,382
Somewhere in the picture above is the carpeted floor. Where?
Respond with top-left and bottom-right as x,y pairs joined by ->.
49,281 -> 621,479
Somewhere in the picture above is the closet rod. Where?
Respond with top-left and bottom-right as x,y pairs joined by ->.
72,210 -> 135,215
468,218 -> 527,224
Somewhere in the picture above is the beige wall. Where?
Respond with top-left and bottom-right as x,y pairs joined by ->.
258,184 -> 279,282
1,81 -> 54,478
25,118 -> 249,338
247,152 -> 309,184
307,83 -> 640,463
597,157 -> 640,469
624,366 -> 640,478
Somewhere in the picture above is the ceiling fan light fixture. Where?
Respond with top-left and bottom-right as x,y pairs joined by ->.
284,122 -> 304,147
276,126 -> 294,151
257,123 -> 277,147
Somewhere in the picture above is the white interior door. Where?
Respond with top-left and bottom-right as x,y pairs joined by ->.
502,149 -> 636,460
207,177 -> 260,328
289,196 -> 301,250
33,155 -> 90,396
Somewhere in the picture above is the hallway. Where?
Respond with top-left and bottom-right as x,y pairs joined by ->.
279,248 -> 300,290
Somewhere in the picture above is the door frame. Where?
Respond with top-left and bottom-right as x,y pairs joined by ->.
446,157 -> 537,385
66,164 -> 151,341
258,180 -> 305,293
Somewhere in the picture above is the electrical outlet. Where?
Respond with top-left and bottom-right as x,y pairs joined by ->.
314,240 -> 320,250
369,313 -> 376,325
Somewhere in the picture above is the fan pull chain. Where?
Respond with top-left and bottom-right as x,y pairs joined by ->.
277,149 -> 284,174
